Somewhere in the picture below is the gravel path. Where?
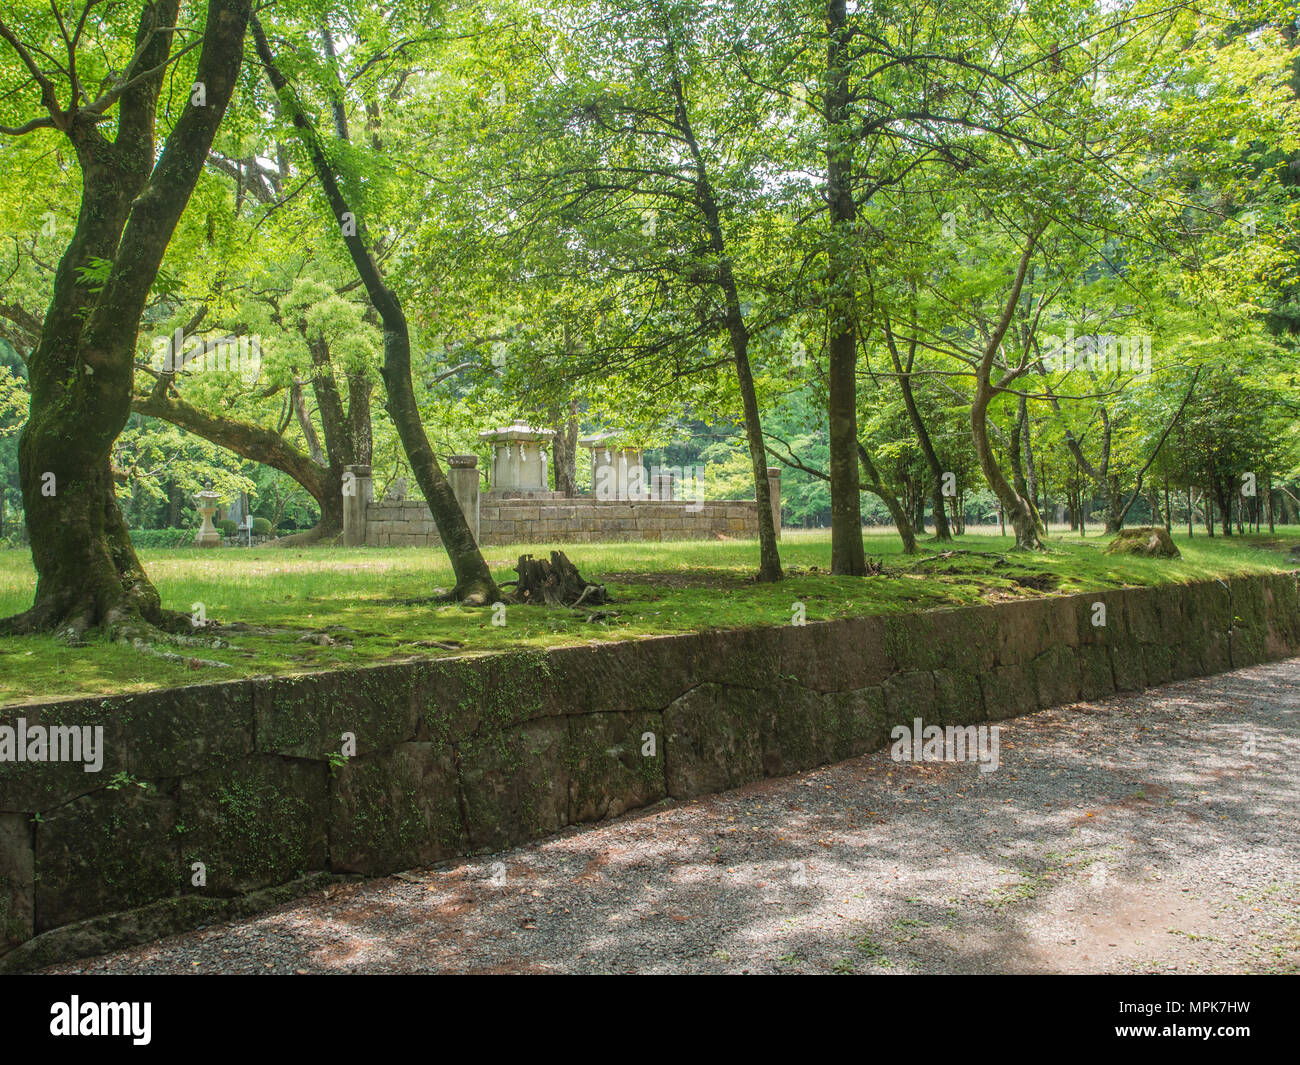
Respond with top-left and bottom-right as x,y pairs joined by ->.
43,659 -> 1300,975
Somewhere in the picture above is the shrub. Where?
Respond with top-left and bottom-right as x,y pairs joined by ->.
129,527 -> 192,549
252,516 -> 273,536
218,518 -> 238,536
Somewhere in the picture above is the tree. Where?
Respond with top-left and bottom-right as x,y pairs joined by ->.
250,14 -> 499,601
0,0 -> 252,639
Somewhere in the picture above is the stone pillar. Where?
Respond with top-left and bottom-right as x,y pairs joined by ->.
623,448 -> 647,499
652,469 -> 676,501
580,432 -> 621,500
767,466 -> 782,541
448,455 -> 480,543
342,464 -> 373,547
508,441 -> 522,490
518,439 -> 546,491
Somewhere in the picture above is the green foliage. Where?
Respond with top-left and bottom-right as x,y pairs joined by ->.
129,528 -> 194,550
1,0 -> 1298,574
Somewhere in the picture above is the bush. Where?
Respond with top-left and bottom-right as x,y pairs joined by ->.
218,518 -> 238,536
129,527 -> 192,549
252,516 -> 273,536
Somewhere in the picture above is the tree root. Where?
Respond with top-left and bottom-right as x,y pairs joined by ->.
910,549 -> 1008,570
270,522 -> 341,547
127,638 -> 230,668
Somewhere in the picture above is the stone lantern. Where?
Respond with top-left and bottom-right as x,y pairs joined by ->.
194,486 -> 222,547
579,432 -> 646,500
478,420 -> 555,494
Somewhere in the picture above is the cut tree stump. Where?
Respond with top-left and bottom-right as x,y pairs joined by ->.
512,551 -> 609,607
1104,526 -> 1181,559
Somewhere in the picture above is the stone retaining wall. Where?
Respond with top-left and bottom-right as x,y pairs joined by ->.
364,497 -> 762,547
2,573 -> 1297,970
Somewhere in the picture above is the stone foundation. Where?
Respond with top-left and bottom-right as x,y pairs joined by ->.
364,497 -> 763,547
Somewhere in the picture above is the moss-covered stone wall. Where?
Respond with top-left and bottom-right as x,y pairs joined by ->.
2,572 -> 1296,970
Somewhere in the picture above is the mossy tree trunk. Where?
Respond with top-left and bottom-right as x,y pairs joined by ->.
133,385 -> 344,538
3,0 -> 253,639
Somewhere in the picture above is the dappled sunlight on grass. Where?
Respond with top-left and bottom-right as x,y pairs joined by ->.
0,527 -> 1292,704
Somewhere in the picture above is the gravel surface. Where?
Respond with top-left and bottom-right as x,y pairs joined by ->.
42,659 -> 1300,975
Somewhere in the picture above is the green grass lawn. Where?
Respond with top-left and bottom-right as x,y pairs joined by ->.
0,526 -> 1294,705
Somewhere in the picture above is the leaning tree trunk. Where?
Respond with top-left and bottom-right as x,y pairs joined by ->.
253,20 -> 498,601
726,309 -> 784,581
667,69 -> 781,582
857,442 -> 917,554
969,229 -> 1043,551
133,387 -> 343,537
6,0 -> 252,639
135,305 -> 375,542
1010,396 -> 1045,533
885,327 -> 952,542
972,403 -> 1041,552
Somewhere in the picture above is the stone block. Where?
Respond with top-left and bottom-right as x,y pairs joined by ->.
257,664 -> 418,759
459,718 -> 569,850
567,711 -> 666,823
0,814 -> 33,954
36,786 -> 178,929
664,683 -> 764,799
329,742 -> 465,873
178,757 -> 329,896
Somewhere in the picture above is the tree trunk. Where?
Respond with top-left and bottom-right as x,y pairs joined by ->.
1023,401 -> 1041,528
1009,396 -> 1045,533
857,442 -> 916,554
823,0 -> 867,575
347,374 -> 373,466
969,231 -> 1043,550
6,0 -> 252,639
667,68 -> 781,580
133,388 -> 342,536
885,319 -> 953,541
550,397 -> 579,495
253,21 -> 497,601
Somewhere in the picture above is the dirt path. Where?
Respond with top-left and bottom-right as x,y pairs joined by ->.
42,660 -> 1300,975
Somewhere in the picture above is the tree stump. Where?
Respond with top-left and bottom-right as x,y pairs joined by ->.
511,551 -> 609,606
1104,526 -> 1181,559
